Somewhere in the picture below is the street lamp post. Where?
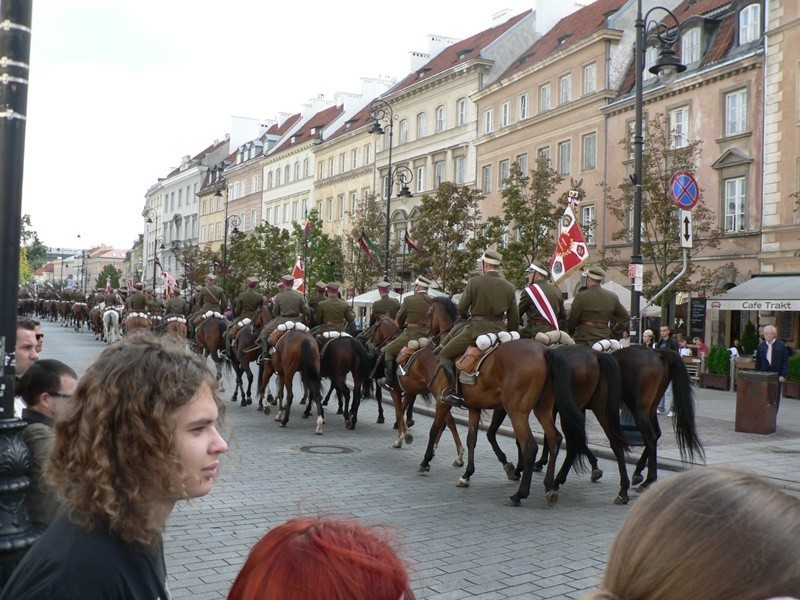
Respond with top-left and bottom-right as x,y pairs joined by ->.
222,214 -> 240,291
153,236 -> 165,291
629,0 -> 685,341
368,99 -> 414,282
143,207 -> 156,281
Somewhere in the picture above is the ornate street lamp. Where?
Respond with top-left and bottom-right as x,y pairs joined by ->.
629,1 -> 685,341
153,236 -> 165,290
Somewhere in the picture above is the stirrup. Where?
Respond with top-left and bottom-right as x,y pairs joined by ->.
441,393 -> 465,409
256,353 -> 270,365
381,379 -> 393,392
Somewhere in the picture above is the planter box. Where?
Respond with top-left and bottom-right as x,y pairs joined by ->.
700,372 -> 730,391
783,380 -> 800,399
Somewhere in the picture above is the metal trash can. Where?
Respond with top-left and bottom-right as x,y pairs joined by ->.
620,405 -> 645,446
735,371 -> 778,434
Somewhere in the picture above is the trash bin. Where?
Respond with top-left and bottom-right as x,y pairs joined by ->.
620,405 -> 645,446
735,371 -> 778,434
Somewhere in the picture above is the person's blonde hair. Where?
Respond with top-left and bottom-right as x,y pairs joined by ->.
586,467 -> 800,600
45,334 -> 224,547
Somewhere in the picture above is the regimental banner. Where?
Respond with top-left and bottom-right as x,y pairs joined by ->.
292,256 -> 305,293
550,189 -> 589,285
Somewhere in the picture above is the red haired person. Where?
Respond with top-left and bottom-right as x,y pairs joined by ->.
229,517 -> 414,600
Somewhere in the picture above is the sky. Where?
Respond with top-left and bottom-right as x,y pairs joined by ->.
23,0 -> 536,253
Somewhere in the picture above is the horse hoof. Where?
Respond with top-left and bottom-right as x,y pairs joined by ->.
263,407 -> 270,415
591,468 -> 604,483
417,465 -> 430,474
452,458 -> 464,468
546,490 -> 559,506
345,419 -> 353,430
531,464 -> 543,473
268,396 -> 276,405
504,497 -> 521,507
392,422 -> 398,430
280,423 -> 287,428
456,477 -> 470,488
635,483 -> 648,494
377,416 -> 385,424
302,412 -> 310,419
613,494 -> 630,505
504,463 -> 517,480
336,408 -> 343,415
404,433 -> 413,445
407,418 -> 414,428
631,474 -> 644,486
393,439 -> 402,449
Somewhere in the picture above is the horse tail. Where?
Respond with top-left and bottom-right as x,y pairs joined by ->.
544,348 -> 588,472
300,338 -> 322,399
660,350 -> 705,463
350,339 -> 372,384
595,352 -> 630,453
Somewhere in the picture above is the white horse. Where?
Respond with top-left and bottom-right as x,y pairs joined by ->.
102,307 -> 122,344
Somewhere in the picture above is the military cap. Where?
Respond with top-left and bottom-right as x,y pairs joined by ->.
246,276 -> 259,286
194,285 -> 202,292
377,281 -> 391,291
134,282 -> 143,290
585,266 -> 606,281
479,250 -> 503,265
525,261 -> 549,277
326,282 -> 340,292
206,273 -> 217,282
413,275 -> 432,289
315,281 -> 327,292
281,274 -> 295,285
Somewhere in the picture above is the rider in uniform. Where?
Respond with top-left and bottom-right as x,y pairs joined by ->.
369,281 -> 400,326
164,287 -> 189,317
438,250 -> 519,408
566,266 -> 630,345
258,274 -> 308,362
188,274 -> 227,340
381,276 -> 432,391
125,282 -> 154,314
306,281 -> 327,328
225,276 -> 263,357
518,261 -> 565,338
314,282 -> 355,335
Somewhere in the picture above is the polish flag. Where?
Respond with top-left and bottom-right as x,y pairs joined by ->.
292,257 -> 305,293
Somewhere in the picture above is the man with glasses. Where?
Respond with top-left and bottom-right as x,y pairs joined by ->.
18,359 -> 78,531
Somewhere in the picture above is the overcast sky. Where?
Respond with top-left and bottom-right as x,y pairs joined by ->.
22,0 -> 535,252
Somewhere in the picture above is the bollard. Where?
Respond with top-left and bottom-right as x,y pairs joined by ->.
735,370 -> 778,434
620,404 -> 645,446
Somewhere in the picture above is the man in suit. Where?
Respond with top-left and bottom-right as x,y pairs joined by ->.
755,324 -> 789,411
566,266 -> 629,345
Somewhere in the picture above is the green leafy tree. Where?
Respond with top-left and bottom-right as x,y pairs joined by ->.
174,243 -> 220,291
344,192 -> 386,294
485,158 -> 564,289
603,113 -> 723,312
19,246 -> 32,284
292,209 -> 342,294
408,182 -> 488,295
94,264 -> 121,290
20,214 -> 48,270
226,222 -> 294,297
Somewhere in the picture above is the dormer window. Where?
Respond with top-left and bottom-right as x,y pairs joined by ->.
417,67 -> 432,79
739,3 -> 760,45
457,48 -> 473,60
681,27 -> 701,64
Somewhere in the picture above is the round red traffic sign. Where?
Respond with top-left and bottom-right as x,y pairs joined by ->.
670,171 -> 699,210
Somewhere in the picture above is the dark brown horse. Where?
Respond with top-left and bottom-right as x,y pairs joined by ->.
614,346 -> 704,491
163,316 -> 188,340
420,339 -> 587,507
71,302 -> 90,332
270,330 -> 324,433
195,316 -> 228,392
229,305 -> 272,408
124,312 -> 152,336
318,336 -> 373,430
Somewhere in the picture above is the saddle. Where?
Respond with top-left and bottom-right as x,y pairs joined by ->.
455,331 -> 521,385
268,321 -> 309,352
591,338 -> 622,353
315,331 -> 351,360
533,330 -> 575,347
228,317 -> 252,344
396,337 -> 431,372
193,310 -> 225,326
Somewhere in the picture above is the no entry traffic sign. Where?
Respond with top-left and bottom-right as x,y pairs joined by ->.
670,171 -> 699,210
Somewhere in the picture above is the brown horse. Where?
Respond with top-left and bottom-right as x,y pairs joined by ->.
163,316 -> 188,340
614,346 -> 704,491
195,316 -> 228,392
229,306 -> 272,408
124,313 -> 152,336
420,339 -> 587,507
318,336 -> 372,430
71,302 -> 90,332
270,330 -> 324,433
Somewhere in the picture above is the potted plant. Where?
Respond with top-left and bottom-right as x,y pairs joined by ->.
740,321 -> 757,356
701,345 -> 731,390
783,354 -> 800,399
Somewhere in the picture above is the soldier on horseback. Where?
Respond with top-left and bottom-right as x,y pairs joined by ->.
313,282 -> 354,335
370,281 -> 400,325
188,274 -> 227,341
224,276 -> 263,358
125,282 -> 155,315
164,287 -> 189,317
518,261 -> 565,338
437,250 -> 519,408
566,266 -> 629,346
258,274 -> 308,363
381,276 -> 432,391
306,281 -> 327,328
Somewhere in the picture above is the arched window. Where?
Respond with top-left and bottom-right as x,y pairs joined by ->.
399,119 -> 409,144
456,98 -> 468,125
416,113 -> 427,139
435,106 -> 446,132
294,162 -> 300,180
284,165 -> 291,183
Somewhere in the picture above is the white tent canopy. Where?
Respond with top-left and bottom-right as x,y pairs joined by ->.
565,280 -> 660,317
351,287 -> 448,309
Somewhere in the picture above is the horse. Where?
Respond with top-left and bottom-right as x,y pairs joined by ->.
614,345 -> 704,491
420,339 -> 588,507
270,330 -> 324,434
366,316 -> 414,427
124,312 -> 152,336
318,335 -> 373,430
194,316 -> 228,392
102,307 -> 122,344
163,316 -> 188,340
229,305 -> 272,408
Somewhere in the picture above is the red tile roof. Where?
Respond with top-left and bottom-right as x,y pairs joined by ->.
672,0 -> 732,21
386,10 -> 532,96
501,0 -> 627,80
327,103 -> 374,142
267,113 -> 302,137
271,104 -> 345,154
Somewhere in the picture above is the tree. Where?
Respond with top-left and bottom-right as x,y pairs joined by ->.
603,112 -> 723,311
292,209 -> 342,293
20,214 -> 48,270
224,222 -> 294,298
343,192 -> 386,294
408,182 -> 487,295
18,246 -> 32,284
484,158 -> 564,289
174,243 -> 220,291
94,264 -> 121,290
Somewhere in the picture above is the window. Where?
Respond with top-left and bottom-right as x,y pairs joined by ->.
518,93 -> 529,120
739,4 -> 760,45
724,177 -> 746,232
416,113 -> 427,138
337,195 -> 344,220
200,225 -> 206,243
682,27 -> 701,64
339,153 -> 346,173
251,209 -> 257,229
434,161 -> 445,187
317,162 -> 324,180
351,148 -> 358,169
282,204 -> 289,223
501,101 -> 511,127
284,165 -> 291,183
481,165 -> 493,194
583,63 -> 597,95
326,198 -> 333,222
328,157 -> 335,177
581,132 -> 597,171
669,106 -> 689,148
499,159 -> 510,189
399,119 -> 409,144
558,140 -> 571,175
292,201 -> 299,221
350,192 -> 357,214
178,188 -> 183,207
484,108 -> 494,134
559,73 -> 572,104
304,158 -> 310,177
643,46 -> 658,81
275,169 -> 282,186
581,204 -> 595,245
435,106 -> 446,132
363,144 -> 371,164
537,146 -> 551,163
294,162 -> 300,181
252,175 -> 261,192
539,83 -> 551,112
725,89 -> 747,136
455,156 -> 466,184
265,207 -> 271,224
456,98 -> 468,125
416,166 -> 426,192
516,153 -> 528,178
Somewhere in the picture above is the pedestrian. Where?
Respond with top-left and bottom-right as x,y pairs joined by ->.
566,266 -> 630,345
14,317 -> 40,417
656,325 -> 678,416
1,334 -> 229,600
585,467 -> 800,600
641,329 -> 655,347
518,261 -> 564,338
32,319 -> 44,353
18,359 -> 78,531
381,276 -> 432,391
755,324 -> 789,411
228,516 -> 415,600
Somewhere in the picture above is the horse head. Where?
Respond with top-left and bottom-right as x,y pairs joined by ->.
252,305 -> 273,330
428,296 -> 458,339
369,316 -> 399,349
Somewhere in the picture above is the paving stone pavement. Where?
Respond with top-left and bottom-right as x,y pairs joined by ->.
37,320 -> 799,599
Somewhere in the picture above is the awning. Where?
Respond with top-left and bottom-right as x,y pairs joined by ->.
565,280 -> 660,317
707,274 -> 800,311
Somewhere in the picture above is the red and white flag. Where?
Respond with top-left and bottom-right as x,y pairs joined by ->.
550,189 -> 589,285
292,257 -> 305,293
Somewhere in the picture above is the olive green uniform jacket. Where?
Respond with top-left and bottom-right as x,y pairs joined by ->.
518,280 -> 565,338
165,296 -> 189,317
315,297 -> 355,334
125,291 -> 152,312
384,292 -> 431,358
370,296 -> 401,325
566,284 -> 630,345
261,289 -> 308,337
235,288 -> 263,322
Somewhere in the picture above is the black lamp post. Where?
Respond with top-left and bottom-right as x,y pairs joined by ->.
629,1 -> 685,341
153,236 -> 165,290
368,99 -> 414,282
222,214 -> 240,291
143,207 -> 157,283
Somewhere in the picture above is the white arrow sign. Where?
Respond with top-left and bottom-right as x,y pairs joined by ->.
680,209 -> 693,248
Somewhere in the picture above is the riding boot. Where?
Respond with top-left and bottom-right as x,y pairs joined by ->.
382,358 -> 397,391
257,338 -> 271,365
440,363 -> 464,408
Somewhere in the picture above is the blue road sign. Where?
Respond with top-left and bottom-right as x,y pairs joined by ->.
670,171 -> 699,210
